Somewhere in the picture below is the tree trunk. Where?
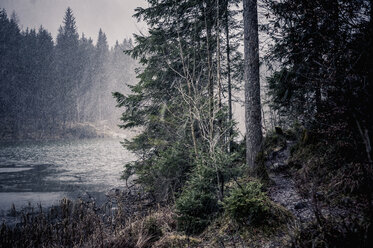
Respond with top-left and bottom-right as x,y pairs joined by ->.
225,0 -> 233,152
243,0 -> 262,169
217,0 -> 222,112
204,2 -> 215,144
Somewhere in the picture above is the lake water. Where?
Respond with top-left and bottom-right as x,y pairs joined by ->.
0,138 -> 133,215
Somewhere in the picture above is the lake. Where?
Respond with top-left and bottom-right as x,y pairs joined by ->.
0,138 -> 133,216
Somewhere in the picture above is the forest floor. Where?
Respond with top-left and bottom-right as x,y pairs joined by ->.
245,139 -> 315,248
267,140 -> 313,223
197,138 -> 317,248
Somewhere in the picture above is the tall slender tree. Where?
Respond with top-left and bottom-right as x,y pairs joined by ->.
243,0 -> 262,169
94,28 -> 109,121
224,0 -> 233,152
55,7 -> 80,125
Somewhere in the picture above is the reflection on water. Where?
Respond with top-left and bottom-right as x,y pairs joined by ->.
0,138 -> 132,212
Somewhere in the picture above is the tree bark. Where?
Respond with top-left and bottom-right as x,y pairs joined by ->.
224,0 -> 233,152
243,0 -> 262,168
204,2 -> 215,145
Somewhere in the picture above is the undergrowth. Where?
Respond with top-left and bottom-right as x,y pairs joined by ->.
3,127 -> 372,247
283,126 -> 373,247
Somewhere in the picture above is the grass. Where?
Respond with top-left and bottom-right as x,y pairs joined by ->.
0,179 -> 294,248
0,188 -> 170,248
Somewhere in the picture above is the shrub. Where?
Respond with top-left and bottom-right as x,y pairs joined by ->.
175,149 -> 241,235
175,164 -> 219,235
176,189 -> 218,235
223,180 -> 271,226
175,188 -> 218,235
123,143 -> 193,202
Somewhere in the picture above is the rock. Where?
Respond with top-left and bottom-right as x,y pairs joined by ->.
314,191 -> 325,201
273,146 -> 284,153
273,162 -> 285,170
294,202 -> 308,210
271,162 -> 289,172
275,127 -> 283,135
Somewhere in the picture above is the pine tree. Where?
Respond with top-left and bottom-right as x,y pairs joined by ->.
35,26 -> 55,133
78,33 -> 96,122
0,9 -> 23,136
94,28 -> 109,122
262,1 -> 373,243
265,0 -> 371,121
243,0 -> 262,169
115,1 -> 243,215
55,7 -> 80,125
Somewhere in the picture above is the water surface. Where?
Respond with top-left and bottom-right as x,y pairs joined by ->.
0,138 -> 132,214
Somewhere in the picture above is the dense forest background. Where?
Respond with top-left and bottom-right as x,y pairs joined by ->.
0,7 -> 136,140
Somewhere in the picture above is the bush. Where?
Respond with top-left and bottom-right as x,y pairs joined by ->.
175,149 -> 242,235
175,189 -> 218,235
175,164 -> 220,235
123,143 -> 193,202
223,180 -> 271,226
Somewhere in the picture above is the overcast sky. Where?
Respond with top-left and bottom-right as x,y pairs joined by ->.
0,0 -> 147,46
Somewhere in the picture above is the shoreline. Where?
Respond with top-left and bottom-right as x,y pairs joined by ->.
0,122 -> 134,142
0,185 -> 144,228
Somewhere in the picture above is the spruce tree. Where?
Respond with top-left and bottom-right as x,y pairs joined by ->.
0,9 -> 23,136
55,7 -> 80,125
115,0 -> 242,202
94,29 -> 109,122
35,27 -> 55,133
243,0 -> 262,169
78,33 -> 96,122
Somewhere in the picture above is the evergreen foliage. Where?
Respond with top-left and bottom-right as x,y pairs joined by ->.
263,0 -> 373,189
114,0 -> 373,243
0,7 -> 136,139
264,0 -> 372,134
175,149 -> 240,234
223,180 -> 270,226
263,0 -> 373,245
115,0 -> 243,199
114,0 -> 246,234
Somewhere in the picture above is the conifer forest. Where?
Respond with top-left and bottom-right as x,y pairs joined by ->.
0,0 -> 372,247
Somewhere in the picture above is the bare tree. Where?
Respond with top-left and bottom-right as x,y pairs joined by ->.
243,0 -> 263,169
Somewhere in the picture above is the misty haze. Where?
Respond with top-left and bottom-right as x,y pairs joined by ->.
1,0 -> 142,233
1,0 -> 372,247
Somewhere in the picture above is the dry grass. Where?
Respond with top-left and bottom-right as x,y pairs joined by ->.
0,188 -> 175,248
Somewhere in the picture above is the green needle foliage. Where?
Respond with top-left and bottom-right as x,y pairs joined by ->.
114,0 -> 243,209
223,180 -> 270,226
